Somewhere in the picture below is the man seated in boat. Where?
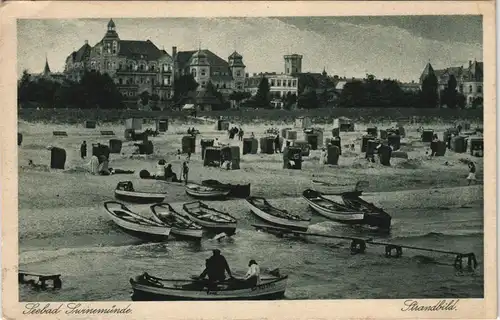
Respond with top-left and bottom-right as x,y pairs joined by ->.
197,249 -> 233,287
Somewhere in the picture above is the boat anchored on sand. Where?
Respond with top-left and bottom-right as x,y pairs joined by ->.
103,201 -> 170,241
201,179 -> 251,198
185,183 -> 231,200
130,272 -> 288,301
114,181 -> 166,204
150,203 -> 203,241
182,201 -> 237,236
246,197 -> 310,231
302,189 -> 365,223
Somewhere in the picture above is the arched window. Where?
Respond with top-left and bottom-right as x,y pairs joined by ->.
112,41 -> 117,54
191,68 -> 197,77
469,85 -> 473,93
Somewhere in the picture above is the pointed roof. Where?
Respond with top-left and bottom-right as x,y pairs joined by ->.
108,19 -> 116,28
190,49 -> 210,66
228,51 -> 242,60
420,62 -> 437,83
43,58 -> 51,75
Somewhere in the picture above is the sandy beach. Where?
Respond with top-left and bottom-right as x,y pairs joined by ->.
18,118 -> 484,301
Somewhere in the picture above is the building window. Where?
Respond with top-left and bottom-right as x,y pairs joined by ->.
151,78 -> 155,85
192,68 -> 197,77
201,81 -> 206,87
477,85 -> 482,93
277,80 -> 281,87
237,84 -> 242,90
295,68 -> 298,73
107,62 -> 111,69
201,69 -> 206,76
287,80 -> 291,87
286,68 -> 289,74
140,64 -> 145,71
468,85 -> 472,93
146,78 -> 150,84
118,78 -> 123,85
167,91 -> 171,99
271,79 -> 275,86
236,71 -> 241,77
112,41 -> 117,54
150,65 -> 155,71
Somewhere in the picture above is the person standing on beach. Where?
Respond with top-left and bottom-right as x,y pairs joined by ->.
467,161 -> 477,185
80,141 -> 87,159
182,162 -> 189,184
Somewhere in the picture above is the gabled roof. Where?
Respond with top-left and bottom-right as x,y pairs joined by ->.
177,49 -> 230,70
118,40 -> 168,61
228,51 -> 242,59
71,43 -> 92,62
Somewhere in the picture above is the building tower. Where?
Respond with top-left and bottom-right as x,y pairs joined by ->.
284,54 -> 303,75
103,19 -> 120,56
190,49 -> 211,88
228,51 -> 246,90
43,56 -> 51,77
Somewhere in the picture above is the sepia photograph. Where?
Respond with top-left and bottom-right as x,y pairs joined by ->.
1,1 -> 496,319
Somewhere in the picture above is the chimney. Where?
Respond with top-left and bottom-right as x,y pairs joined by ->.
172,46 -> 177,58
85,40 -> 88,45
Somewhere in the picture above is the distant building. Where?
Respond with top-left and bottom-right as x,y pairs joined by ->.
245,54 -> 336,108
64,19 -> 175,107
173,47 -> 246,93
420,59 -> 483,107
29,58 -> 65,83
399,81 -> 421,93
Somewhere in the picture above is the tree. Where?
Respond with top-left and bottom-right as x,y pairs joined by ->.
229,91 -> 251,108
283,92 -> 297,110
421,73 -> 439,108
173,74 -> 199,102
440,75 -> 459,109
298,87 -> 319,109
254,77 -> 271,108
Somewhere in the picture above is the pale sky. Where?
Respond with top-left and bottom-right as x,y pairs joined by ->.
17,16 -> 482,82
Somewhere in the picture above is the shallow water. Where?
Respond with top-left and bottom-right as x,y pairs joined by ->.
19,198 -> 484,301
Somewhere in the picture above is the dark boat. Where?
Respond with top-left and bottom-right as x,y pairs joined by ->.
246,197 -> 310,231
340,191 -> 392,232
201,179 -> 251,198
103,201 -> 170,241
182,201 -> 237,236
114,181 -> 166,204
150,203 -> 203,240
130,272 -> 288,301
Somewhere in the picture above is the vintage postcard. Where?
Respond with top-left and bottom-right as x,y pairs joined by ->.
0,1 -> 496,319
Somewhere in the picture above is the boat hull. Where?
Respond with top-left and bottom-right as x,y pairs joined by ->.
246,201 -> 309,232
201,180 -> 251,198
303,197 -> 365,223
105,209 -> 170,241
170,227 -> 203,240
130,278 -> 287,301
185,213 -> 237,236
185,183 -> 231,200
115,190 -> 166,204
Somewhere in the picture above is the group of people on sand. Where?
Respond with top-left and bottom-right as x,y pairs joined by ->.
155,159 -> 189,184
228,126 -> 245,141
195,249 -> 261,288
80,141 -> 134,176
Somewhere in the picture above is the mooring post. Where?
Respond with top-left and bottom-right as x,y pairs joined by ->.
385,245 -> 403,258
350,239 -> 366,255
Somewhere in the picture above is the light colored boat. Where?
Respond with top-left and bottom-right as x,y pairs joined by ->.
114,181 -> 166,204
182,201 -> 237,235
246,197 -> 310,231
130,272 -> 288,301
185,183 -> 231,199
103,201 -> 170,241
150,203 -> 203,240
302,189 -> 364,223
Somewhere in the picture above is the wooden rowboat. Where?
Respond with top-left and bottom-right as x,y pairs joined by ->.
182,201 -> 237,236
114,181 -> 166,204
103,201 -> 170,241
150,203 -> 203,240
130,272 -> 288,301
185,183 -> 231,200
246,197 -> 310,231
302,189 -> 365,223
201,180 -> 251,198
